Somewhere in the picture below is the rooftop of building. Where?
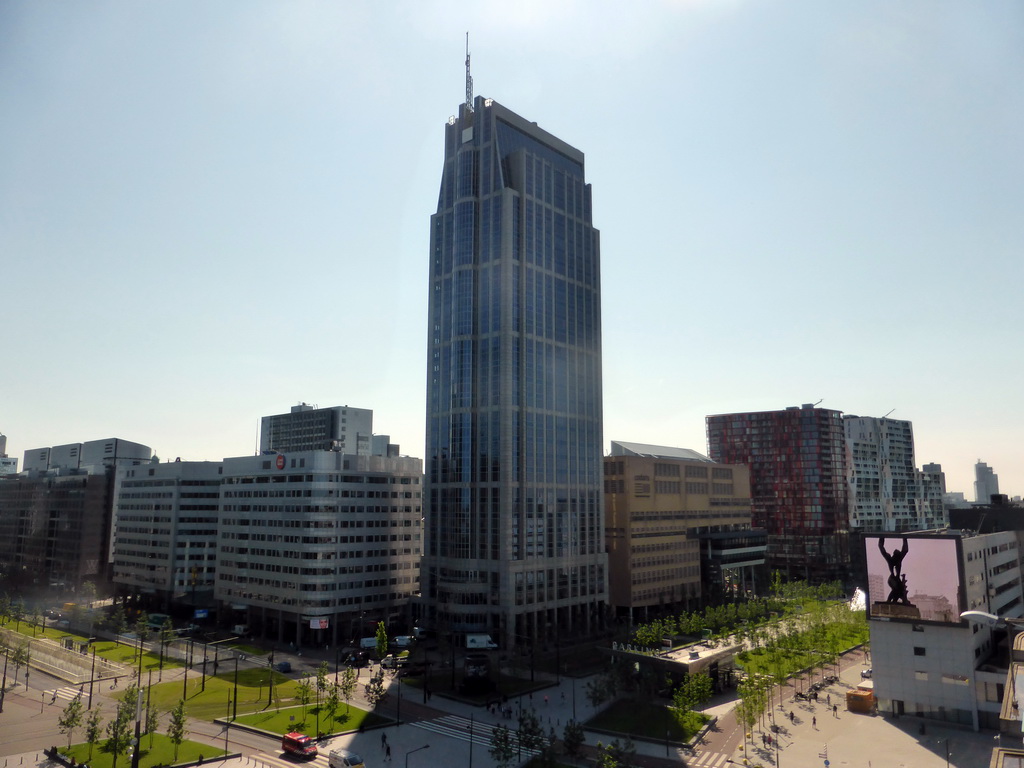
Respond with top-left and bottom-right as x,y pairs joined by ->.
608,441 -> 712,462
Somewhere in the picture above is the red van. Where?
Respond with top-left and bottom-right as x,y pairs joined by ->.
282,732 -> 318,759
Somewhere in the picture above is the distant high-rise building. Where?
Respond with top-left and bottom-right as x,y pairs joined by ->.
259,404 -> 374,456
707,404 -> 849,583
423,89 -> 607,647
974,460 -> 1000,504
0,433 -> 16,475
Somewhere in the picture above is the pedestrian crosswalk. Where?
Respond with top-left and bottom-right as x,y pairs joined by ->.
686,748 -> 732,768
44,685 -> 86,704
248,753 -> 328,768
411,713 -> 541,756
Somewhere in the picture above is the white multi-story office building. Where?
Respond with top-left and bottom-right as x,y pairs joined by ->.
111,461 -> 222,607
216,450 -> 423,646
868,530 -> 1024,731
259,404 -> 374,456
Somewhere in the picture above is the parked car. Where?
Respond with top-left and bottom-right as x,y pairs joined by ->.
381,654 -> 409,670
275,661 -> 292,673
861,668 -> 873,679
328,748 -> 366,768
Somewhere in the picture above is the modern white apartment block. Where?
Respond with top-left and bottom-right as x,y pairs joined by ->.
844,416 -> 947,532
867,530 -> 1024,731
111,461 -> 222,607
259,404 -> 374,456
216,450 -> 423,646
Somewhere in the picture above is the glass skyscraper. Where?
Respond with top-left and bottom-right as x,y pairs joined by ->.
423,94 -> 607,647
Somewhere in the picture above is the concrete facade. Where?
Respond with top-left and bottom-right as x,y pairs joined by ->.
216,450 -> 423,646
602,441 -> 762,618
869,530 -> 1024,731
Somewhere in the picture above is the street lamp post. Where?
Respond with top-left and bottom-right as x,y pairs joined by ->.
1,648 -> 10,713
405,744 -> 430,768
232,656 -> 240,720
89,647 -> 97,710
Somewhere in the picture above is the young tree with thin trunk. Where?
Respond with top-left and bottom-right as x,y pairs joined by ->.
296,674 -> 314,720
58,697 -> 84,748
489,724 -> 515,768
339,667 -> 357,713
84,706 -> 103,760
168,700 -> 188,762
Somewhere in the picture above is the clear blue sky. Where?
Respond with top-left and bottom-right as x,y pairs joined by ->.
2,1 -> 1022,498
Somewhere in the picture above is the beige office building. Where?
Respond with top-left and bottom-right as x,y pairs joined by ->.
604,441 -> 762,621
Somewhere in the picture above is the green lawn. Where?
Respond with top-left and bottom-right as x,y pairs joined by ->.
2,622 -> 182,672
144,667 -> 299,720
232,703 -> 389,736
59,733 -> 226,768
586,699 -> 708,743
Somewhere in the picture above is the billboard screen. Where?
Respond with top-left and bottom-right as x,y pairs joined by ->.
864,534 -> 964,625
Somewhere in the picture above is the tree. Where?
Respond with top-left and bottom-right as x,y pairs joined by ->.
58,696 -> 84,747
517,708 -> 545,755
110,605 -> 128,646
167,699 -> 188,761
375,620 -> 388,660
324,683 -> 341,731
105,685 -> 138,768
296,675 -> 314,719
145,695 -> 160,748
133,614 -> 152,662
316,661 -> 330,704
599,737 -> 636,768
363,669 -> 387,708
339,667 -> 357,712
563,719 -> 585,761
11,643 -> 29,682
158,618 -> 175,668
489,724 -> 515,768
84,706 -> 103,759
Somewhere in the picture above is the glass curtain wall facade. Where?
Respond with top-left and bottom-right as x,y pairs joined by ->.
424,96 -> 607,648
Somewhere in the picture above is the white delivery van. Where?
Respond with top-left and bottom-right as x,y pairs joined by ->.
465,633 -> 498,649
392,635 -> 414,647
359,637 -> 378,650
328,748 -> 365,768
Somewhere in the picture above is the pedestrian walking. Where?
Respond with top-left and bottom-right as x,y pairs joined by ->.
385,744 -> 391,761
789,710 -> 794,723
833,704 -> 838,717
827,693 -> 831,706
381,732 -> 388,748
544,694 -> 549,705
812,716 -> 817,728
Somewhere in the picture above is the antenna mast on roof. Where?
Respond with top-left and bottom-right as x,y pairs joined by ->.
465,32 -> 474,110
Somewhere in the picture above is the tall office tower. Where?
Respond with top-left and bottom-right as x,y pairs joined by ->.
974,460 -> 1000,504
423,86 -> 607,648
707,404 -> 850,584
844,416 -> 921,533
259,404 -> 373,456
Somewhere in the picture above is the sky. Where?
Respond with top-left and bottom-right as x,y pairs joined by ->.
2,1 -> 1022,498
